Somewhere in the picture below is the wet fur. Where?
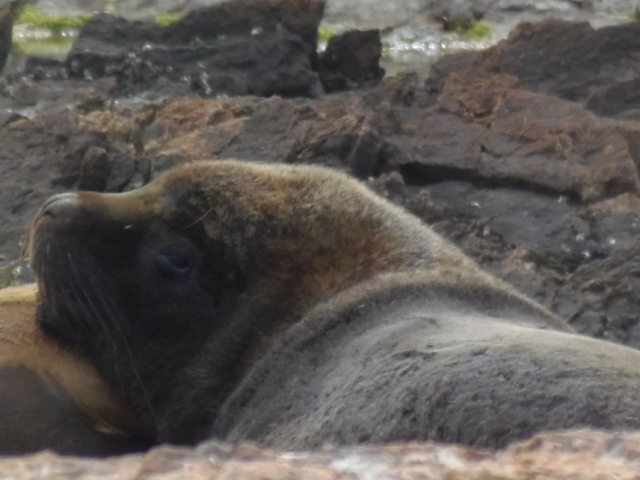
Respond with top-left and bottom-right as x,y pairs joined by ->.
28,160 -> 640,449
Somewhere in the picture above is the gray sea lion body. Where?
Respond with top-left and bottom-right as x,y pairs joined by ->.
216,278 -> 640,448
27,160 -> 640,449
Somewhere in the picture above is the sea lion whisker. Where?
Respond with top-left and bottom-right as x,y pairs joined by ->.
64,253 -> 127,388
93,291 -> 159,423
59,268 -> 100,337
99,304 -> 160,432
183,206 -> 213,230
67,255 -> 160,432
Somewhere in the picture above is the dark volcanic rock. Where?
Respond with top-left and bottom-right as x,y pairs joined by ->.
66,13 -> 321,99
0,112 -> 74,258
427,19 -> 640,105
316,29 -> 385,92
554,238 -> 640,347
408,182 -> 591,271
166,0 -> 324,57
63,0 -> 325,99
379,73 -> 640,202
20,0 -> 387,101
486,19 -> 640,102
0,5 -> 12,75
585,79 -> 640,119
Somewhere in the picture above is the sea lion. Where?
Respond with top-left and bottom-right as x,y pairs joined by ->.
27,159 -> 640,449
0,284 -> 152,456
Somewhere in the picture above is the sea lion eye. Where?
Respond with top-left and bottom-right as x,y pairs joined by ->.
156,247 -> 193,280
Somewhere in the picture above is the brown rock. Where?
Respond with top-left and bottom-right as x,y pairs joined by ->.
387,72 -> 640,202
426,19 -> 640,105
129,95 -> 396,179
2,430 -> 640,479
585,78 -> 640,119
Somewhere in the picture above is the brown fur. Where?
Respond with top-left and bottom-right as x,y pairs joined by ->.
0,285 -> 151,455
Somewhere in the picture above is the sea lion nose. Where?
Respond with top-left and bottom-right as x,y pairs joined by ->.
38,193 -> 79,220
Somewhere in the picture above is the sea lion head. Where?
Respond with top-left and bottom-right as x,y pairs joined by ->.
27,160 -> 502,443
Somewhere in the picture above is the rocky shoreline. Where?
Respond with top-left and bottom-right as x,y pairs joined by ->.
2,0 -> 640,475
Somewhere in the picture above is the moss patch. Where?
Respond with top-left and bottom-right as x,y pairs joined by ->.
464,21 -> 492,39
13,36 -> 75,56
15,6 -> 91,37
318,25 -> 339,43
155,12 -> 181,26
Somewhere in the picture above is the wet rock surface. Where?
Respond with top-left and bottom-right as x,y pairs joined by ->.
61,0 -> 325,99
2,430 -> 640,479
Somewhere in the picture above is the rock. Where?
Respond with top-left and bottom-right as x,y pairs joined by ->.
381,72 -> 640,202
0,76 -> 118,116
426,19 -> 640,104
0,111 -> 77,273
166,0 -> 324,58
62,0 -> 325,99
407,182 -> 591,271
0,4 -> 12,75
428,2 -> 484,32
316,29 -> 385,92
552,200 -> 640,347
1,430 -> 640,479
585,78 -> 640,119
23,0 -> 386,99
129,95 -> 398,178
65,12 -> 321,99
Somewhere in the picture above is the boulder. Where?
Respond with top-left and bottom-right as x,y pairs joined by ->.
65,15 -> 321,98
316,29 -> 385,92
426,19 -> 640,105
0,4 -> 12,75
377,72 -> 640,202
61,0 -> 325,98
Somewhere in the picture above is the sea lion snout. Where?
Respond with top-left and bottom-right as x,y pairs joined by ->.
37,193 -> 79,221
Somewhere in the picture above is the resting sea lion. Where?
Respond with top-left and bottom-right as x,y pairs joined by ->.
27,160 -> 640,449
0,284 -> 152,456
